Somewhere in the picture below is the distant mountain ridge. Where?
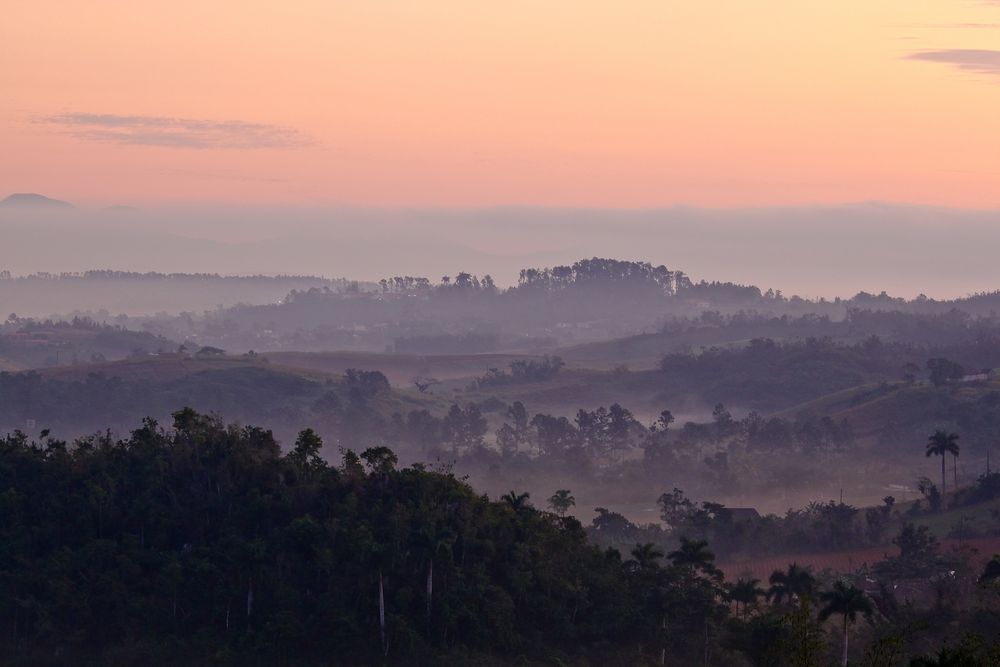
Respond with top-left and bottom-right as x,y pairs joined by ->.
0,193 -> 74,209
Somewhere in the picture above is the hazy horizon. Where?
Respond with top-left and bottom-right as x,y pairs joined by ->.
3,199 -> 1000,300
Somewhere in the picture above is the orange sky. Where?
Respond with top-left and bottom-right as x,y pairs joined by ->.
2,1 -> 999,207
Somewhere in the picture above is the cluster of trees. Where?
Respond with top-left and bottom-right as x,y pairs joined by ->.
652,489 -> 897,559
409,400 -> 647,466
926,357 -> 967,386
378,273 -> 499,294
652,404 -> 854,461
471,355 -> 566,389
517,258 -> 679,293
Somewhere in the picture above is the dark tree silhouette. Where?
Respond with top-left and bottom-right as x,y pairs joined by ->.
818,581 -> 873,667
767,563 -> 816,605
728,578 -> 765,620
926,430 -> 960,494
548,489 -> 576,516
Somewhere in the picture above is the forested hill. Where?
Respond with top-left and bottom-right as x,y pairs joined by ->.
130,258 -> 1000,354
0,355 -> 436,448
147,259 -> 800,353
0,317 -> 176,369
0,411 -> 723,666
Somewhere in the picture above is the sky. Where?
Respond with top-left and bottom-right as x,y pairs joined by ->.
3,1 -> 1000,208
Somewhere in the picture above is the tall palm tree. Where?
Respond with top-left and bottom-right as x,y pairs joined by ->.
926,430 -> 960,494
819,581 -> 874,667
629,542 -> 665,572
729,577 -> 765,619
767,563 -> 816,605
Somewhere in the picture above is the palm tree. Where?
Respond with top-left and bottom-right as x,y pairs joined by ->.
547,489 -> 575,516
926,430 -> 960,494
729,577 -> 765,619
629,542 -> 664,572
668,537 -> 721,580
502,490 -> 531,511
819,581 -> 874,667
767,563 -> 816,605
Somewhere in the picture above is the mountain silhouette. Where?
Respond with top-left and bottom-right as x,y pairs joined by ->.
0,193 -> 75,209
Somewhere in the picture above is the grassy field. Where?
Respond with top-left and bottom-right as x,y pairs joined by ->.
915,496 -> 1000,538
554,320 -> 867,370
266,350 -> 549,386
36,353 -> 285,383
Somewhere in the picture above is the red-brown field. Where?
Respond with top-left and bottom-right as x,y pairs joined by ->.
719,536 -> 1000,581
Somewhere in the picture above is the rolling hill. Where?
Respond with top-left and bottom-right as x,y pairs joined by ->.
3,353 -> 441,452
782,376 -> 1000,454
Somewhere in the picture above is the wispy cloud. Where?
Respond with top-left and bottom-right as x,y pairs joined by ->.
907,49 -> 1000,75
39,112 -> 313,149
891,22 -> 1000,29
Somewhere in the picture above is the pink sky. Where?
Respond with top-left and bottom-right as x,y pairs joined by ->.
3,1 -> 1000,208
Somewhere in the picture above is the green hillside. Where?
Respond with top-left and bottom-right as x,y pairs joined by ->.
783,377 -> 1000,454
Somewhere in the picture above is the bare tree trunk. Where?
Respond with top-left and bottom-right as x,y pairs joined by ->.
954,455 -> 958,490
661,614 -> 667,665
841,616 -> 849,667
942,455 -> 947,494
426,558 -> 433,622
703,617 -> 710,666
246,578 -> 253,618
379,571 -> 387,657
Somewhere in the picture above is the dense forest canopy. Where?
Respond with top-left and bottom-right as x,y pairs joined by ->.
0,412 -> 720,665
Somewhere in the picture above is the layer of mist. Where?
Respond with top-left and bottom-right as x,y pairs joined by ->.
3,201 -> 1000,300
